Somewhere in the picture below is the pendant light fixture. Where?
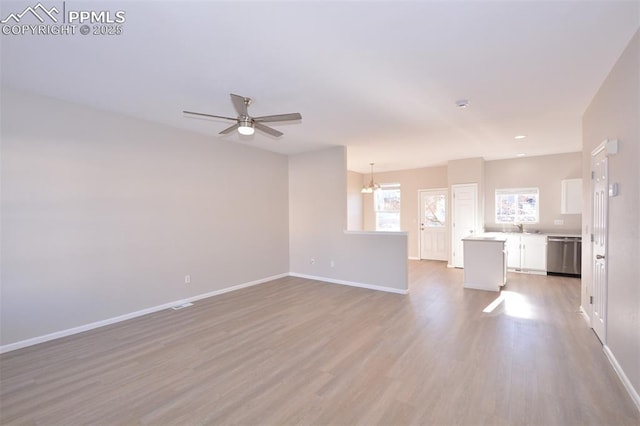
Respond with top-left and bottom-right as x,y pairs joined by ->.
361,162 -> 381,193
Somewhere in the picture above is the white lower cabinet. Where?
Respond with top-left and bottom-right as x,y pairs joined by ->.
504,234 -> 547,274
505,234 -> 521,269
462,237 -> 507,292
521,234 -> 547,272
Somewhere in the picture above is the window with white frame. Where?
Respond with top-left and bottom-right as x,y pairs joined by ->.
495,187 -> 539,224
375,184 -> 401,231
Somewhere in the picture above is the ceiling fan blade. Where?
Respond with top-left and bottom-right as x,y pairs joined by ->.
254,122 -> 283,137
230,93 -> 249,117
183,111 -> 236,121
253,113 -> 302,123
219,123 -> 240,134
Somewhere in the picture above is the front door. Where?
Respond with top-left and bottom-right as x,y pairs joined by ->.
451,184 -> 478,268
419,189 -> 448,261
591,144 -> 608,343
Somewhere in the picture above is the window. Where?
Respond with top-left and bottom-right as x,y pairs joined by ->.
495,188 -> 539,224
375,184 -> 401,231
423,193 -> 446,228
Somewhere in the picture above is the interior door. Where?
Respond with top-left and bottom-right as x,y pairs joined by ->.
591,146 -> 608,343
419,189 -> 448,261
451,184 -> 478,268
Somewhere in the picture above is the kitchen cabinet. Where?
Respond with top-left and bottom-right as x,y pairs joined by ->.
462,236 -> 507,292
503,233 -> 547,274
561,178 -> 582,214
521,234 -> 547,271
505,234 -> 521,269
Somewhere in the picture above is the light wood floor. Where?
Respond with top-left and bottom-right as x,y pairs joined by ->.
1,261 -> 639,425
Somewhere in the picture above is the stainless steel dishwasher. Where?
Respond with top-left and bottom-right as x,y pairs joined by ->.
547,236 -> 581,277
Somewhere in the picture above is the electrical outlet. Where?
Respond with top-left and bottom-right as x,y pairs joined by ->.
310,258 -> 315,265
185,275 -> 191,284
330,260 -> 335,268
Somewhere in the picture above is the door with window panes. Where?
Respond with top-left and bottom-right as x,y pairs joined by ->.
420,189 -> 448,260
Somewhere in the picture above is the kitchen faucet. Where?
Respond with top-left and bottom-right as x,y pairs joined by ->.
514,223 -> 524,233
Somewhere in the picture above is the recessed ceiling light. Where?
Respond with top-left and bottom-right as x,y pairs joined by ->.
516,153 -> 526,157
456,99 -> 469,109
514,135 -> 527,140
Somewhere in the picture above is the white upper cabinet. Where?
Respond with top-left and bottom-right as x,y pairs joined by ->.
561,178 -> 582,214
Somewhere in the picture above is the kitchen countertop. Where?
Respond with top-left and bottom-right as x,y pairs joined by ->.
463,235 -> 507,242
483,231 -> 581,238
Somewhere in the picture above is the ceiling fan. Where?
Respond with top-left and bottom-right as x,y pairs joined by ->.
183,93 -> 302,137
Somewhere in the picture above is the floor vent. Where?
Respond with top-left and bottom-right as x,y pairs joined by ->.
171,302 -> 194,311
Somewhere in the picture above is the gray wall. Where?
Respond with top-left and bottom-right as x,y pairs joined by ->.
289,147 -> 408,291
1,89 -> 290,346
582,29 -> 639,400
346,170 -> 363,231
484,153 -> 582,233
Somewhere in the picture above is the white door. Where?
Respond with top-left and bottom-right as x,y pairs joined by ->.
451,184 -> 478,268
419,189 -> 448,261
591,145 -> 608,343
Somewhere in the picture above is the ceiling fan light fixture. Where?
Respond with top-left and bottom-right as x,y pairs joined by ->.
183,94 -> 301,137
238,118 -> 254,136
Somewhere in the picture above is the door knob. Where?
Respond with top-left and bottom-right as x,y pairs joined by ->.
596,254 -> 605,260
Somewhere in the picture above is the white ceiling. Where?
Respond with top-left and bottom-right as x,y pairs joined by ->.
1,1 -> 638,173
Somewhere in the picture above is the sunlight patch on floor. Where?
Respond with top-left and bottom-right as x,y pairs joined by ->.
483,291 -> 535,319
483,294 -> 505,313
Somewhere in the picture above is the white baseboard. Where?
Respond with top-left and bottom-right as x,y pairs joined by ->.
408,256 -> 420,260
289,272 -> 408,295
0,273 -> 288,354
603,344 -> 640,413
579,305 -> 591,326
1,271 -> 405,353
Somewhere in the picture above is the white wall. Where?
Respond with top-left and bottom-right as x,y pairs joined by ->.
484,153 -> 582,233
0,89 -> 290,346
289,147 -> 408,292
360,155 -> 583,261
582,29 -> 639,404
346,170 -> 363,231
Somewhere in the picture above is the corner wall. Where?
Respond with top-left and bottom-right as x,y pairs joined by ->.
289,147 -> 408,292
347,170 -> 363,231
582,29 -> 640,408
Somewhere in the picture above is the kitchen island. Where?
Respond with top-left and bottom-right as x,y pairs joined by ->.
462,235 -> 507,292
